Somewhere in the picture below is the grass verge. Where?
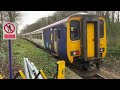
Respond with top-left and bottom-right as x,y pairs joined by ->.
12,38 -> 57,78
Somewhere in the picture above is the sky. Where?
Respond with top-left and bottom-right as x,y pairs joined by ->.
18,11 -> 56,33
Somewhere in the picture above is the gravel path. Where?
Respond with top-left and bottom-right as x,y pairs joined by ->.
98,67 -> 120,79
65,67 -> 82,79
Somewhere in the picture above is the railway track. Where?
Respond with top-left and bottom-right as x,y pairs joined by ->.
82,74 -> 106,79
48,53 -> 107,79
66,64 -> 107,79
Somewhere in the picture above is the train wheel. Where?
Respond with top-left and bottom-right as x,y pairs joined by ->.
82,61 -> 96,71
96,60 -> 103,69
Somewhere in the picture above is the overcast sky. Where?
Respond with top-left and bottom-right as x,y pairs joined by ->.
18,11 -> 56,33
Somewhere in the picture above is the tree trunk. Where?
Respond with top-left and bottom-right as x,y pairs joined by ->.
0,11 -> 3,49
111,11 -> 115,31
1,11 -> 3,23
117,11 -> 119,32
8,11 -> 13,22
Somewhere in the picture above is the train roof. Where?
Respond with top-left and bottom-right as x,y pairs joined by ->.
31,17 -> 68,33
23,12 -> 101,35
69,12 -> 101,17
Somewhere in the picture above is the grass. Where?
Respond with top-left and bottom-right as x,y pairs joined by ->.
0,40 -> 23,79
12,38 -> 57,78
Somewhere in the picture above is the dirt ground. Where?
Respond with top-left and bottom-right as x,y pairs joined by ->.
65,67 -> 82,79
65,66 -> 120,79
98,67 -> 120,79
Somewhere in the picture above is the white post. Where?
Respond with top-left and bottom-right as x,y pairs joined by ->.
31,62 -> 43,79
26,58 -> 35,79
24,58 -> 30,79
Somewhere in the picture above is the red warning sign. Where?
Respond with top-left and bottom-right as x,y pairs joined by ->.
3,22 -> 16,40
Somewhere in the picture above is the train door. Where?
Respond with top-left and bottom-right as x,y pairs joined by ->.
50,28 -> 54,52
54,28 -> 58,55
87,23 -> 95,58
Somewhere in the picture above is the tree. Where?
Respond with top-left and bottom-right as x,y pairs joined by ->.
20,11 -> 82,34
118,11 -> 120,32
0,11 -> 3,48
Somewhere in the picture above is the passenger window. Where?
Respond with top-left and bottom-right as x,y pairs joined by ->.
36,34 -> 37,39
39,33 -> 42,39
58,29 -> 61,39
99,20 -> 104,38
54,28 -> 57,41
35,34 -> 36,39
32,34 -> 34,38
51,33 -> 53,40
70,20 -> 80,40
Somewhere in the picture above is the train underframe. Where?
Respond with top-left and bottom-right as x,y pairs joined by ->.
69,57 -> 103,71
81,59 -> 103,71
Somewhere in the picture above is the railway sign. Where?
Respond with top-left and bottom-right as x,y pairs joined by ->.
3,22 -> 16,40
2,22 -> 16,79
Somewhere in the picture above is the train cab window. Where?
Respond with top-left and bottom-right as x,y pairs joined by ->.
70,20 -> 80,40
99,20 -> 104,38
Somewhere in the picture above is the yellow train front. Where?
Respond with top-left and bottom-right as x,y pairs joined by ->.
66,13 -> 106,70
22,13 -> 107,71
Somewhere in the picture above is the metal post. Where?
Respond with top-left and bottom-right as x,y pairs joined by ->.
31,62 -> 43,79
8,39 -> 12,79
57,61 -> 65,79
26,59 -> 35,79
24,58 -> 30,79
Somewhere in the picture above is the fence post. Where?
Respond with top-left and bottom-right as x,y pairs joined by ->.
57,61 -> 65,79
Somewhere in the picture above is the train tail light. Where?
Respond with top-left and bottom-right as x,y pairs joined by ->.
100,48 -> 104,52
71,50 -> 80,56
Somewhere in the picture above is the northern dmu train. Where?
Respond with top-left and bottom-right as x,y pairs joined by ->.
22,13 -> 107,70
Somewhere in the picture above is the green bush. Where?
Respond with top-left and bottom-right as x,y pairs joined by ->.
104,22 -> 120,72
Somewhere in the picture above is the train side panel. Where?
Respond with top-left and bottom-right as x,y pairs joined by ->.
31,30 -> 45,48
43,23 -> 68,60
43,28 -> 52,51
57,24 -> 68,60
99,17 -> 107,58
66,17 -> 81,63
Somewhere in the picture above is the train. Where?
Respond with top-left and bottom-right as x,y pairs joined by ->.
22,12 -> 107,71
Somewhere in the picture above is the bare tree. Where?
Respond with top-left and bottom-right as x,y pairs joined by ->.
117,11 -> 120,32
0,11 -> 3,49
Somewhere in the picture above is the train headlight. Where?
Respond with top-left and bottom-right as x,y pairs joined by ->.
73,52 -> 76,55
71,50 -> 80,56
100,48 -> 104,52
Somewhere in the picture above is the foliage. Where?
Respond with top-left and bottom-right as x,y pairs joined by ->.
20,11 -> 80,34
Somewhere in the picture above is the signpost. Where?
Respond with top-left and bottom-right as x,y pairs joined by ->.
3,22 -> 16,40
3,22 -> 16,79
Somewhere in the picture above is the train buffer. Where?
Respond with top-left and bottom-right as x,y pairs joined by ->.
13,58 -> 65,79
